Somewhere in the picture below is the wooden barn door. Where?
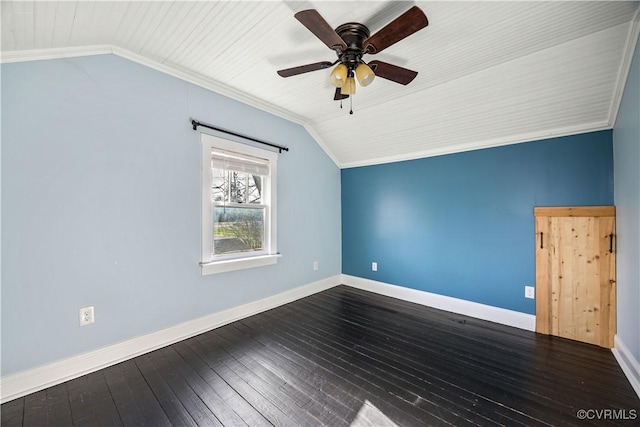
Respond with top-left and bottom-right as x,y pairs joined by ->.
534,206 -> 616,348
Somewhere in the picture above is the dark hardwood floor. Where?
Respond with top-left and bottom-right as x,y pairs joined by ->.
2,285 -> 639,426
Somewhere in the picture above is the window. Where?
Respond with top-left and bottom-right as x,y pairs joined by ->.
201,133 -> 278,275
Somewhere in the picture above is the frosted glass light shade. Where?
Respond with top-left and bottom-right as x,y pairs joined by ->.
342,77 -> 356,95
329,64 -> 348,87
355,63 -> 375,87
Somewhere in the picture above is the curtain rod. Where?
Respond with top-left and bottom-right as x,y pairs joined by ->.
191,119 -> 289,153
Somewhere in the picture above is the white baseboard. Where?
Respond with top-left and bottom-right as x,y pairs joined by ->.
341,275 -> 536,331
341,276 -> 640,398
0,275 -> 340,404
612,335 -> 640,399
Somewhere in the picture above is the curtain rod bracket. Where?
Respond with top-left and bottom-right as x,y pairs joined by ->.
191,119 -> 288,153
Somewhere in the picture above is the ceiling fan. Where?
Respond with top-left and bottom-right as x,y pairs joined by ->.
277,6 -> 428,109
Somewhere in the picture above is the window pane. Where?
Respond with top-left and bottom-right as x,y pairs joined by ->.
247,175 -> 262,204
211,169 -> 226,202
211,151 -> 270,176
211,170 -> 263,204
213,207 -> 264,255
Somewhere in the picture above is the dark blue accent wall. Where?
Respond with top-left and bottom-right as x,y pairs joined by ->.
341,131 -> 614,314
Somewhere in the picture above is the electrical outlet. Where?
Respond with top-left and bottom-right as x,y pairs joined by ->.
372,262 -> 378,271
525,286 -> 535,299
79,306 -> 95,326
313,261 -> 319,271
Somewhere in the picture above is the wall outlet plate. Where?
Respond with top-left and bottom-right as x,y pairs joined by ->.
79,306 -> 95,326
313,261 -> 319,271
372,262 -> 378,271
525,286 -> 535,299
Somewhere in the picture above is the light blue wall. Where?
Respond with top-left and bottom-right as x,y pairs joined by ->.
613,31 -> 640,362
1,54 -> 341,375
342,132 -> 614,314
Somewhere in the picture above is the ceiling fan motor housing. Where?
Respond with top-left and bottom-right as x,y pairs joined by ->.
335,23 -> 370,69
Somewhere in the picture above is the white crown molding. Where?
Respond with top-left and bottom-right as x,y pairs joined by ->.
113,47 -> 348,167
610,8 -> 640,128
1,32 -> 631,172
0,45 -> 303,126
110,47 -> 306,127
0,275 -> 341,404
341,274 -> 536,331
302,123 -> 343,168
340,121 -> 612,169
612,335 -> 640,399
0,45 -> 113,63
0,45 -> 343,168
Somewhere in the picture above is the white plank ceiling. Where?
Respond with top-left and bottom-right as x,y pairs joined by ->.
2,1 -> 639,167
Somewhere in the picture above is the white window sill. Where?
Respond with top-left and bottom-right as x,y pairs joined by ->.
200,254 -> 281,275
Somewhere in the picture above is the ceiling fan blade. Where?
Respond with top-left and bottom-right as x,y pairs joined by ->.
334,87 -> 349,100
369,60 -> 418,85
363,6 -> 428,54
277,61 -> 334,77
295,9 -> 347,52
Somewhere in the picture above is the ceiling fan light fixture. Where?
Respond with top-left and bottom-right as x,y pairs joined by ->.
342,76 -> 356,95
355,63 -> 375,87
329,63 -> 348,87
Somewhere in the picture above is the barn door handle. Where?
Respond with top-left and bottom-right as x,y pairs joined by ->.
540,232 -> 544,249
609,234 -> 613,253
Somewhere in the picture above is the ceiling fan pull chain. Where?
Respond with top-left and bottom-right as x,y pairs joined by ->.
350,93 -> 353,115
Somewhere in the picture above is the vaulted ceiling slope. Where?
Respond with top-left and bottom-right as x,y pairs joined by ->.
2,1 -> 639,168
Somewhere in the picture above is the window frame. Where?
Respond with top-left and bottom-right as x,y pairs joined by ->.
200,133 -> 278,275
